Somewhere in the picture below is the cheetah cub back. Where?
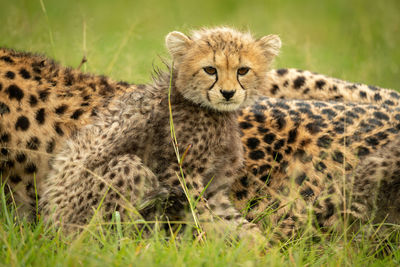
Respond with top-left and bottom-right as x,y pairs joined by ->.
41,27 -> 281,235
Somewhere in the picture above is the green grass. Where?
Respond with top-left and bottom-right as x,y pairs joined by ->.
2,184 -> 400,267
1,0 -> 400,266
0,0 -> 399,88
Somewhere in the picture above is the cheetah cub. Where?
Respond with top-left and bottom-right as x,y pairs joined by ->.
41,27 -> 281,235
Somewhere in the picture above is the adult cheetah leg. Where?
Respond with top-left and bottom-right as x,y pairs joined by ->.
41,153 -> 163,233
350,138 -> 400,226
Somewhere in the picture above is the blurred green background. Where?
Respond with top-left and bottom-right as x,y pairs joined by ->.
0,0 -> 399,88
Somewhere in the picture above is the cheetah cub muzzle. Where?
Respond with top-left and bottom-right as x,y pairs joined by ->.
41,27 -> 281,238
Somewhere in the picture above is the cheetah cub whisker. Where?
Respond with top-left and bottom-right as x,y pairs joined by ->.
40,27 -> 281,238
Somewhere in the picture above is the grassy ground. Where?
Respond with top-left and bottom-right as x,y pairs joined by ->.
1,0 -> 400,266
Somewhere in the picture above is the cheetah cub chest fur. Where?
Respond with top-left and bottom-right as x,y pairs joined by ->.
41,27 -> 281,234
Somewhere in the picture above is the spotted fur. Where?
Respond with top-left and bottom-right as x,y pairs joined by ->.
0,48 -> 133,216
40,27 -> 281,235
234,97 -> 400,242
262,68 -> 400,106
1,28 -> 400,241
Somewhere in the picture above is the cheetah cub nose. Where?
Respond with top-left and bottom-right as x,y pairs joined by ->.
220,90 -> 236,100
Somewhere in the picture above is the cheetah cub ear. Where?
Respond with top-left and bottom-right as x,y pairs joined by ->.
256,34 -> 281,61
165,31 -> 193,63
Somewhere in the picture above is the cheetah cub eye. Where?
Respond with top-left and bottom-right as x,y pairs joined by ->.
237,67 -> 250,76
203,66 -> 217,75
165,27 -> 281,112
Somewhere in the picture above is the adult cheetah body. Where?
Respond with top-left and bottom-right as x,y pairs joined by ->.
0,48 -> 133,216
235,97 -> 400,240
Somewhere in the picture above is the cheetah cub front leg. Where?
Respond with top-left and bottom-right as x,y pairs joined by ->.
41,97 -> 165,232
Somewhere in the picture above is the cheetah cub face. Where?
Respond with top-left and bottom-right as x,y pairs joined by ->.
166,27 -> 281,111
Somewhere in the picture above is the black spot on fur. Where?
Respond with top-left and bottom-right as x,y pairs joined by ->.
313,102 -> 328,108
293,76 -> 305,89
359,91 -> 367,98
295,173 -> 307,185
39,90 -> 50,101
15,116 -> 30,131
6,85 -> 24,101
46,139 -> 55,153
317,135 -> 332,148
275,116 -> 286,130
357,146 -> 370,157
374,131 -> 388,140
55,104 -> 68,115
239,121 -> 253,129
276,102 -> 290,110
240,176 -> 249,187
10,174 -> 22,183
235,190 -> 248,200
272,151 -> 283,162
300,187 -> 314,198
70,109 -> 84,120
333,125 -> 344,134
373,93 -> 382,101
25,163 -> 37,174
0,56 -> 14,63
368,85 -> 378,91
0,133 -> 9,142
0,102 -> 10,115
247,199 -> 260,210
26,136 -> 40,150
263,133 -> 276,144
5,71 -> 15,79
316,161 -> 327,172
352,107 -> 366,114
365,137 -> 379,146
315,80 -> 326,89
306,122 -> 321,134
273,139 -> 285,150
54,123 -> 64,136
254,113 -> 266,123
333,105 -> 345,111
276,69 -> 288,76
5,160 -> 14,168
249,150 -> 265,160
390,92 -> 400,99
259,174 -> 271,184
246,138 -> 260,149
321,108 -> 336,119
332,151 -> 344,164
373,111 -> 389,121
383,100 -> 395,106
16,153 -> 26,163
296,102 -> 311,110
19,68 -> 31,79
270,84 -> 279,95
35,108 -> 45,124
287,128 -> 298,144
1,148 -> 8,156
257,126 -> 269,133
367,120 -> 382,129
29,95 -> 38,106
64,71 -> 74,86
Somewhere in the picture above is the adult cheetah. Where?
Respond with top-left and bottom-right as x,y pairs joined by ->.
234,97 -> 400,242
0,49 -> 133,217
